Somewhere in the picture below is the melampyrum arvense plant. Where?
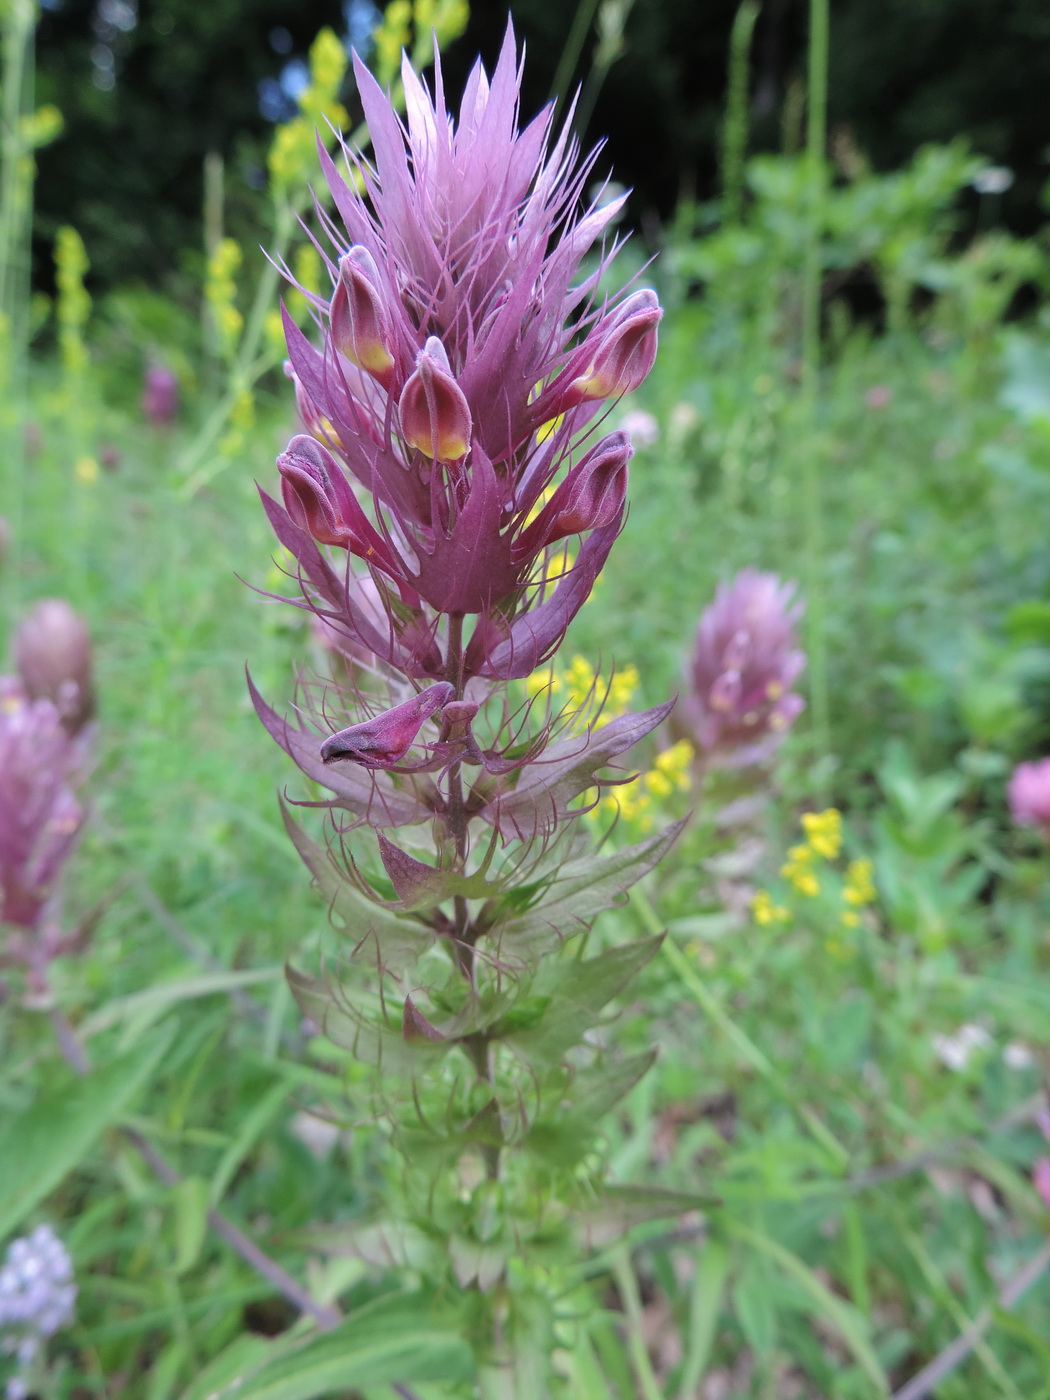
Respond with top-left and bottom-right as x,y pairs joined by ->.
253,26 -> 689,1381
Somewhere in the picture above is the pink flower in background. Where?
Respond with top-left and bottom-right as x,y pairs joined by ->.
0,686 -> 88,970
14,599 -> 94,734
618,408 -> 660,448
682,568 -> 806,766
142,365 -> 179,426
1008,758 -> 1050,838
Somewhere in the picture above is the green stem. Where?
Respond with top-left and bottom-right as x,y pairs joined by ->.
611,1247 -> 665,1400
0,0 -> 35,619
635,885 -> 849,1170
721,0 -> 761,226
549,0 -> 602,111
800,0 -> 831,787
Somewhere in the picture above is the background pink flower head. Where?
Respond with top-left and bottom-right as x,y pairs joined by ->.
1007,757 -> 1050,838
682,568 -> 806,766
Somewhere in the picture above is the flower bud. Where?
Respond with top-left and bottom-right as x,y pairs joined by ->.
570,290 -> 662,401
14,599 -> 94,733
398,337 -> 472,462
513,432 -> 630,561
330,246 -> 396,386
320,681 -> 454,768
141,365 -> 179,426
278,435 -> 399,575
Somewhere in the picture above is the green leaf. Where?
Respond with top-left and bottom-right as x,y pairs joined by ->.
727,1222 -> 889,1394
280,801 -> 434,974
732,1260 -> 777,1358
0,1023 -> 175,1239
210,1081 -> 289,1206
79,969 -> 282,1039
503,936 -> 663,1066
678,1241 -> 729,1400
178,1293 -> 473,1400
172,1174 -> 210,1275
490,824 -> 684,962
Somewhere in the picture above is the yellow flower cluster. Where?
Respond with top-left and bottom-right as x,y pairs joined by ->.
801,807 -> 842,859
752,890 -> 789,926
840,858 -> 876,928
752,808 -> 880,955
595,739 -> 694,832
54,226 -> 90,377
206,238 -> 244,360
268,29 -> 350,194
525,655 -> 639,721
373,0 -> 470,88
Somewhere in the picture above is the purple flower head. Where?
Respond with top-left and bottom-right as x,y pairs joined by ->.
682,569 -> 806,766
0,683 -> 87,939
1007,757 -> 1050,839
142,364 -> 179,426
14,599 -> 94,734
270,23 -> 660,665
0,1223 -> 76,1396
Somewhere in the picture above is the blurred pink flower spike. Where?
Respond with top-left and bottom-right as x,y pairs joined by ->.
319,681 -> 454,769
14,599 -> 94,734
683,568 -> 806,767
1007,757 -> 1050,839
142,365 -> 179,426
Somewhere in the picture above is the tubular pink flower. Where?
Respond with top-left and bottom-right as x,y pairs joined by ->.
1007,757 -> 1050,837
319,682 -> 454,769
398,337 -> 472,462
682,569 -> 806,766
330,246 -> 396,387
567,290 -> 663,404
277,435 -> 403,580
513,432 -> 630,561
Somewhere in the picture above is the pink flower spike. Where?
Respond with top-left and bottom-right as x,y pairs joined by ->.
1035,1157 -> 1050,1210
330,247 -> 396,387
1007,757 -> 1050,838
398,337 -> 472,462
682,568 -> 806,766
569,290 -> 662,403
277,435 -> 401,578
319,682 -> 454,769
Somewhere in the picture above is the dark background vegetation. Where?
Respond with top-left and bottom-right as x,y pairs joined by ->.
34,0 -> 1050,294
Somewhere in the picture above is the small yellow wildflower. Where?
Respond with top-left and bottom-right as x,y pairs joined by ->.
801,808 -> 842,860
606,664 -> 640,717
646,740 -> 694,797
74,455 -> 98,485
752,890 -> 789,926
524,665 -> 561,700
780,842 -> 820,895
564,655 -> 597,711
841,911 -> 861,929
844,858 -> 876,906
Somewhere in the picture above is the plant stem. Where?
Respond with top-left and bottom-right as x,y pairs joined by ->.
636,884 -> 849,1170
889,1239 -> 1050,1400
800,0 -> 831,786
47,1005 -> 340,1331
722,0 -> 761,226
611,1247 -> 664,1400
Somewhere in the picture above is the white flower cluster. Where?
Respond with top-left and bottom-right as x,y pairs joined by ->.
0,1225 -> 76,1400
